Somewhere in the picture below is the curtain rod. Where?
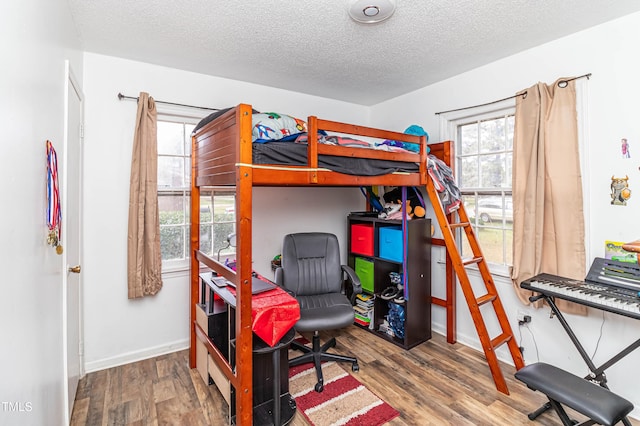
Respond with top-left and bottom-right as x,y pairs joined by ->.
117,92 -> 219,111
434,73 -> 591,116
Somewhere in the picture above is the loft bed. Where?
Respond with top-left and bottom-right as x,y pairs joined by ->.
189,103 -> 456,425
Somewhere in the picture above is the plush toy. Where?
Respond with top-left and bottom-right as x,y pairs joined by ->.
380,199 -> 425,220
382,187 -> 426,219
408,200 -> 426,219
378,202 -> 402,219
400,199 -> 425,219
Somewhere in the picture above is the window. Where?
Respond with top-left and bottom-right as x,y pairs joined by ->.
457,112 -> 514,273
199,189 -> 236,262
441,105 -> 515,275
157,119 -> 193,266
157,116 -> 236,270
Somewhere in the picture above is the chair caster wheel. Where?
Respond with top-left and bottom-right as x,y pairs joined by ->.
314,382 -> 324,393
352,362 -> 359,372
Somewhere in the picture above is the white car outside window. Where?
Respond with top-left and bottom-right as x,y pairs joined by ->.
476,200 -> 513,223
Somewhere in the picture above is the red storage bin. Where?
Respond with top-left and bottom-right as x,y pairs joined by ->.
351,223 -> 374,256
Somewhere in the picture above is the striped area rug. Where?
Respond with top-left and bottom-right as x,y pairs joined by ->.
288,361 -> 400,426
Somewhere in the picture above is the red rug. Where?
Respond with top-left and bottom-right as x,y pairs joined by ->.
288,361 -> 400,426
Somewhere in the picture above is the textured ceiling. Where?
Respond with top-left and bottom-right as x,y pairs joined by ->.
67,0 -> 640,106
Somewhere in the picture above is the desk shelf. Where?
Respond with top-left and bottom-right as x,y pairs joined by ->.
230,329 -> 296,426
197,273 -> 297,425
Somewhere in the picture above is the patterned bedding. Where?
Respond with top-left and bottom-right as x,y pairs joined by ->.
195,109 -> 423,175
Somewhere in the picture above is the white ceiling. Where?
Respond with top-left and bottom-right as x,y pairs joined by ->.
67,0 -> 640,106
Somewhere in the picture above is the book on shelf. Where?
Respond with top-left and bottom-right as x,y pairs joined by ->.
353,305 -> 370,315
354,317 -> 370,326
355,312 -> 371,322
356,299 -> 373,308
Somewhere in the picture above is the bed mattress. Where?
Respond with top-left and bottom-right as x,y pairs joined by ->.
252,142 -> 420,176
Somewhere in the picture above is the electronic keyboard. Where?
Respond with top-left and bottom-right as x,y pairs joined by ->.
521,257 -> 640,320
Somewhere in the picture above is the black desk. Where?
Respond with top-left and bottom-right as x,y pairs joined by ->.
198,272 -> 297,426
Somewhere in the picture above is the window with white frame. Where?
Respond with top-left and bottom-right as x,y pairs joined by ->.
157,119 -> 194,266
199,189 -> 236,262
441,106 -> 515,275
157,116 -> 236,270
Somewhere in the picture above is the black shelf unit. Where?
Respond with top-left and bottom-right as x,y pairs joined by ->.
347,214 -> 431,349
198,273 -> 296,426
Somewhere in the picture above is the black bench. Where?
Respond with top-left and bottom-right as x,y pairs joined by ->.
515,363 -> 633,426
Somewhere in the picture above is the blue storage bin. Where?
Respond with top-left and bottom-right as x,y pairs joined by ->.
378,226 -> 403,263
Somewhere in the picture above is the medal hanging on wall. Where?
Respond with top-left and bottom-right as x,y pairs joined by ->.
46,140 -> 63,255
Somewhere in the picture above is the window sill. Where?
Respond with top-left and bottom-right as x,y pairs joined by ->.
464,264 -> 512,284
161,255 -> 237,278
435,259 -> 512,281
162,264 -> 189,278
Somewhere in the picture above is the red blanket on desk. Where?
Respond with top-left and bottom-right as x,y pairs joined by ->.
252,286 -> 300,346
228,283 -> 300,347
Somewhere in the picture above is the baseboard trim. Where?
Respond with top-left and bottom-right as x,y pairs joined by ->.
84,338 -> 190,373
431,324 -> 516,367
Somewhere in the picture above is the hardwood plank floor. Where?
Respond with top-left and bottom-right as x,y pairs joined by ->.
71,326 -> 638,425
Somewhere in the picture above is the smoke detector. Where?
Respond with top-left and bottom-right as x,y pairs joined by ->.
348,0 -> 397,24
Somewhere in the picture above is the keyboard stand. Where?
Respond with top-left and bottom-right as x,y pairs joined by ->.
526,293 -> 640,426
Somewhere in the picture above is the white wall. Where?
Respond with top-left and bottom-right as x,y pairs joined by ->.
0,1 -> 82,425
371,12 -> 640,417
81,53 -> 365,371
11,4 -> 637,421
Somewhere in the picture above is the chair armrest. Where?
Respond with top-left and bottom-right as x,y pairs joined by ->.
341,264 -> 362,304
274,266 -> 284,286
274,266 -> 297,297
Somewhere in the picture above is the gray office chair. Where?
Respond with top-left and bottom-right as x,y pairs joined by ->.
275,232 -> 362,392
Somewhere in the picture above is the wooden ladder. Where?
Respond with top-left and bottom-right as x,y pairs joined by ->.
424,179 -> 525,395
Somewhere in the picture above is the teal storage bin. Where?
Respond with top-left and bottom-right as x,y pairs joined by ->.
379,226 -> 403,263
354,257 -> 374,293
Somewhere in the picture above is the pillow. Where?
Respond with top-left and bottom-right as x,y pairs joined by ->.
252,112 -> 307,143
193,107 -> 260,134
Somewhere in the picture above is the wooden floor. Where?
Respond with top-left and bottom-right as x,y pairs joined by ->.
71,326 -> 637,425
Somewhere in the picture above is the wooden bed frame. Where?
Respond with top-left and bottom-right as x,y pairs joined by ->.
189,103 -> 457,425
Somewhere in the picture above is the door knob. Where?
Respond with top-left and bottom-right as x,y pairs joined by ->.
68,265 -> 81,274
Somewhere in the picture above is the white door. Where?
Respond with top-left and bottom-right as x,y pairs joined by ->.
63,61 -> 84,424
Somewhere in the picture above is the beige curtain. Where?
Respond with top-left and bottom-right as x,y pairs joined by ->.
127,92 -> 163,298
511,78 -> 586,315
